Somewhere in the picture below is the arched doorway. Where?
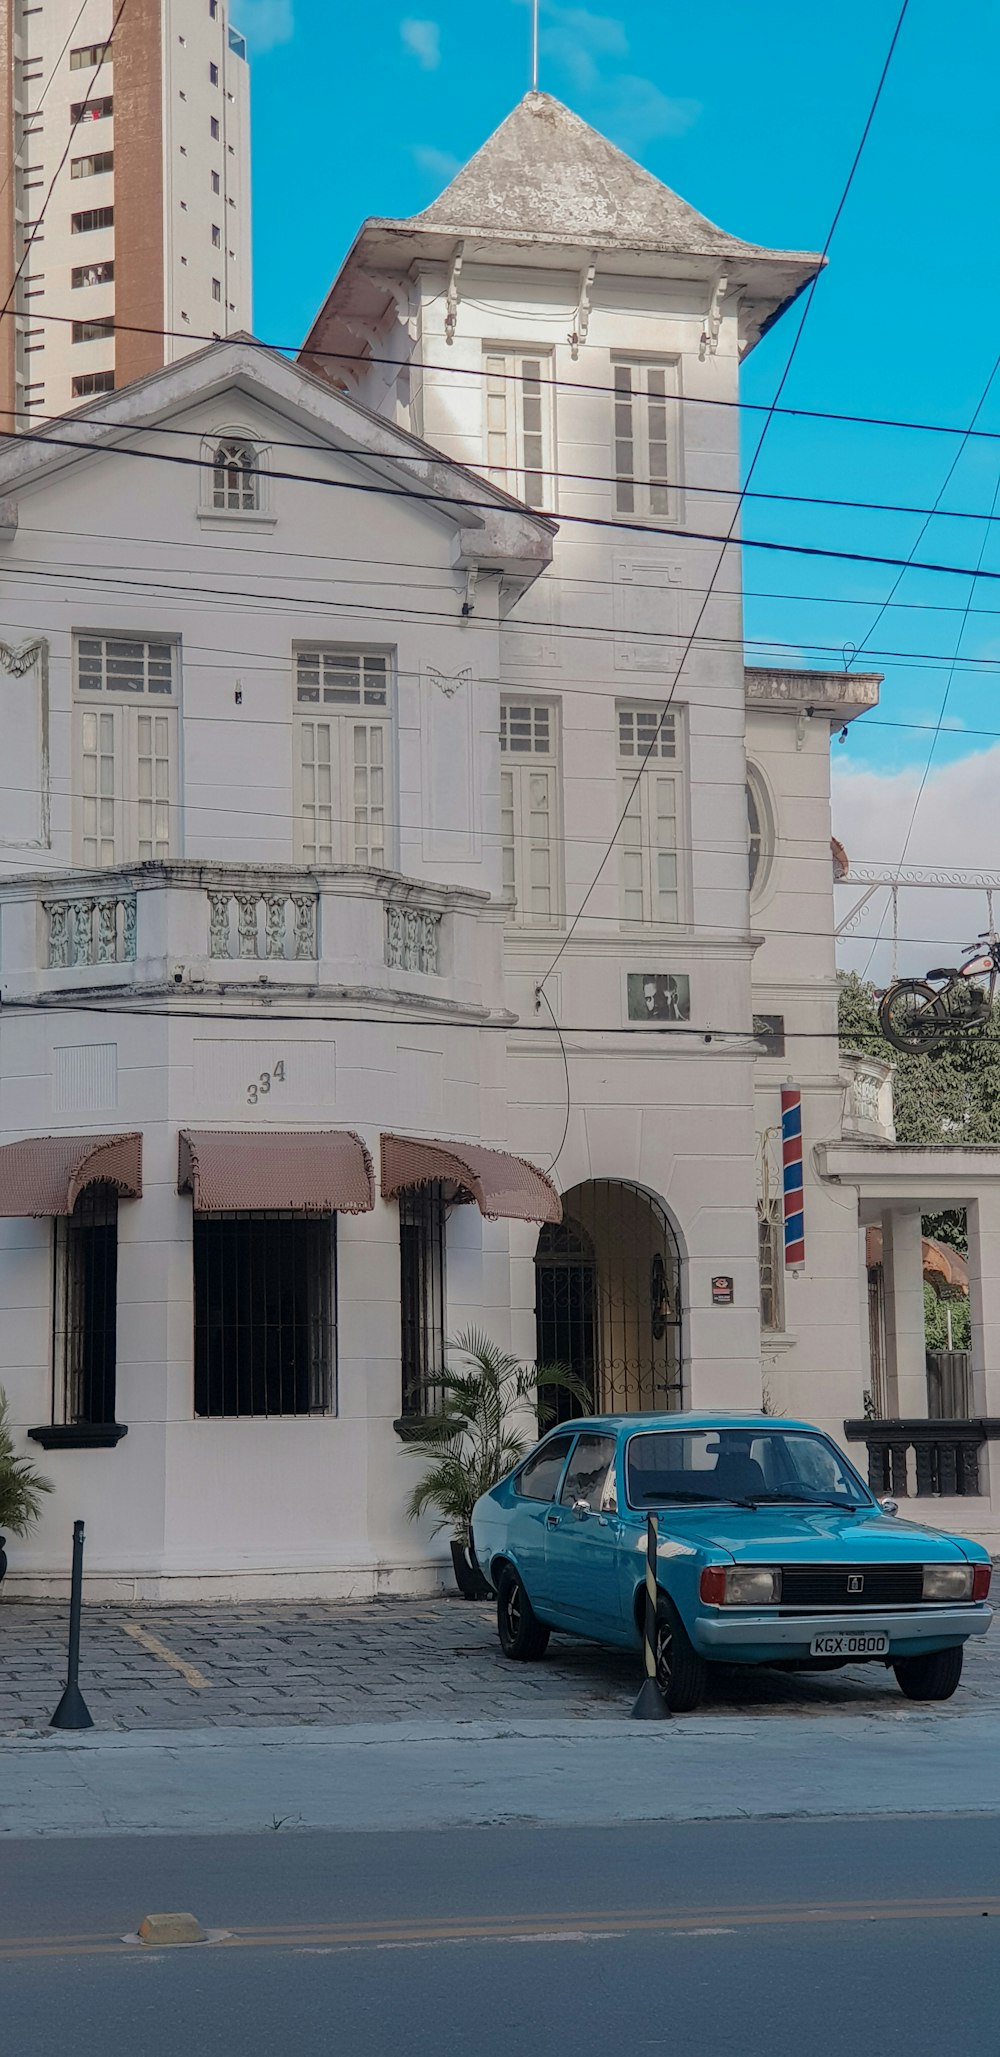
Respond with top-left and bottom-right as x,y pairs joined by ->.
535,1180 -> 682,1418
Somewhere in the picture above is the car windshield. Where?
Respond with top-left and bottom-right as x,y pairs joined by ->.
625,1428 -> 869,1510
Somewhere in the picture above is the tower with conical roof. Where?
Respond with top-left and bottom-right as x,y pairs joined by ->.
302,93 -> 824,1409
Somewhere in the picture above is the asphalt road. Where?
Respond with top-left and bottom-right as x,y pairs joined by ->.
5,1815 -> 1000,2056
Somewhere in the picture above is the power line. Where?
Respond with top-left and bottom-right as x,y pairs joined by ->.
14,304 -> 1000,455
536,0 -> 913,995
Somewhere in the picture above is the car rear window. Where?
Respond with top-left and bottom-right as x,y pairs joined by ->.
514,1435 -> 575,1502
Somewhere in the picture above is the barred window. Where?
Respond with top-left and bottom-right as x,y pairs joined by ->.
194,1212 -> 336,1418
399,1184 -> 446,1418
54,1184 -> 119,1426
77,636 -> 174,695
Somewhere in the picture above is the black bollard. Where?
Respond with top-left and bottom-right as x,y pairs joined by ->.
631,1511 -> 670,1719
50,1519 -> 93,1731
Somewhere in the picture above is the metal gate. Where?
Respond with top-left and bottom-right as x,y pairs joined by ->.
535,1179 -> 683,1418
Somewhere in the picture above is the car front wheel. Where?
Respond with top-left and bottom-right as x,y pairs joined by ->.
655,1596 -> 708,1713
893,1645 -> 964,1701
496,1567 -> 550,1661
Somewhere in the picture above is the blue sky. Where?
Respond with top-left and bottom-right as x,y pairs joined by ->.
238,0 -> 1000,852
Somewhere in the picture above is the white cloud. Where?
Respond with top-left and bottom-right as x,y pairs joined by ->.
833,748 -> 1000,983
400,17 -> 441,68
593,74 -> 700,148
235,0 -> 294,52
411,143 -> 461,183
540,4 -> 628,91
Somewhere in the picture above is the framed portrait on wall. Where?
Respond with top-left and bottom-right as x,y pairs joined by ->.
627,972 -> 691,1023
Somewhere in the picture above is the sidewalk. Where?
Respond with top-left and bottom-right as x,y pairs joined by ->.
2,1594 -> 999,1732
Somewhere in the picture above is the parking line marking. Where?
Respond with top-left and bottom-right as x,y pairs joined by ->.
120,1622 -> 211,1690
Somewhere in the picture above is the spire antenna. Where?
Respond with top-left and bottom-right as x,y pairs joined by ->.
531,0 -> 539,90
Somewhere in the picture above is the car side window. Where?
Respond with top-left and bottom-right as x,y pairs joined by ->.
514,1435 -> 575,1502
559,1434 -> 619,1512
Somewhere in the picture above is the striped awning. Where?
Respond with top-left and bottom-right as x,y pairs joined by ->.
178,1130 -> 374,1214
380,1133 -> 561,1225
0,1132 -> 142,1217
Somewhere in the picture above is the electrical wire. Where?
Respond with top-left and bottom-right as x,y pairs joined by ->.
536,0 -> 913,995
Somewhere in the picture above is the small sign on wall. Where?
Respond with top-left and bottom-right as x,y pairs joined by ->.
711,1275 -> 734,1305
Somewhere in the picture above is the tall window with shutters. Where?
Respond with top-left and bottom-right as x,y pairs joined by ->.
73,635 -> 177,866
499,699 -> 560,925
484,349 -> 553,509
612,358 -> 681,520
294,646 -> 394,868
617,703 -> 684,926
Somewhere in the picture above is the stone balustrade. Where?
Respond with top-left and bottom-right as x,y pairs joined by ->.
207,886 -> 318,961
44,891 -> 137,969
385,902 -> 442,975
843,1416 -> 1000,1498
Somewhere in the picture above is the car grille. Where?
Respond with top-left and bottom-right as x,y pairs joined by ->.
779,1564 -> 923,1609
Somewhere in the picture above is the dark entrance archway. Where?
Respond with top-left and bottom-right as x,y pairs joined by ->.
535,1179 -> 683,1419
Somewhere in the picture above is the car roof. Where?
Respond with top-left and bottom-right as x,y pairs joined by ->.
544,1411 -> 824,1436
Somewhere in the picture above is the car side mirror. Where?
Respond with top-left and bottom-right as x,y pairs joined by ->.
879,1496 -> 899,1518
572,1498 -> 591,1520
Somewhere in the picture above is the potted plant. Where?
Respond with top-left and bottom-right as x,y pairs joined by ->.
405,1327 -> 591,1598
0,1389 -> 52,1587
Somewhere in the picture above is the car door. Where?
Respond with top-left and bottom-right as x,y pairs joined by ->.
508,1434 -> 576,1616
543,1433 -> 625,1633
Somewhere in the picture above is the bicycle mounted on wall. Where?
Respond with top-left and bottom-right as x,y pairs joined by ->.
878,933 -> 1000,1054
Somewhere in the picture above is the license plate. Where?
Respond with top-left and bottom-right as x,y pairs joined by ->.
811,1631 -> 890,1658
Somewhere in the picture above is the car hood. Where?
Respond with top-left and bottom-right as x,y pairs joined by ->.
649,1505 -> 971,1562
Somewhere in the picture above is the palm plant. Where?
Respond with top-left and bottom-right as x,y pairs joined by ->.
405,1326 -> 592,1548
0,1388 -> 52,1538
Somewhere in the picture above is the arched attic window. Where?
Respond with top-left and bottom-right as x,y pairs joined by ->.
212,437 -> 259,512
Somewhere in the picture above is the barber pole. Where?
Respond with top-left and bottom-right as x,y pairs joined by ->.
780,1086 -> 805,1268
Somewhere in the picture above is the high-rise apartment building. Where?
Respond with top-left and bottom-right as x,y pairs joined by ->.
0,0 -> 251,427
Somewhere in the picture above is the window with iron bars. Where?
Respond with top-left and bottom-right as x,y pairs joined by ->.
758,1195 -> 784,1332
53,1183 -> 119,1425
399,1183 -> 447,1418
194,1211 -> 336,1418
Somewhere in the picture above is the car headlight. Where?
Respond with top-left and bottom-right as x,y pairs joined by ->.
922,1564 -> 974,1601
700,1565 -> 782,1606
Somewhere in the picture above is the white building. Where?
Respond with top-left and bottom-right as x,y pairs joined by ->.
0,0 -> 251,428
0,93 -> 997,1599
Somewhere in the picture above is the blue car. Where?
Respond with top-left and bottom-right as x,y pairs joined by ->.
470,1411 -> 994,1711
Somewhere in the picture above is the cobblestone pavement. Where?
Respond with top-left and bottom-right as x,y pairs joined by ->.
0,1596 -> 997,1733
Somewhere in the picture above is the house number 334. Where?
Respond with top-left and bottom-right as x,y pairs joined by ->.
247,1060 -> 287,1105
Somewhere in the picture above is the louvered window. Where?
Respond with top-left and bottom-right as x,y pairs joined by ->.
618,704 -> 683,925
613,359 -> 680,519
75,636 -> 177,865
295,648 -> 393,867
484,350 -> 552,508
499,699 -> 559,924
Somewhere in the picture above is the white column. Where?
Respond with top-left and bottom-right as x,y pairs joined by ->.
966,1192 -> 1000,1418
881,1207 -> 926,1419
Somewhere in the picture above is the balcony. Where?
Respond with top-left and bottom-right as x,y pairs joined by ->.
1,862 -> 497,1012
843,1417 -> 1000,1499
840,1050 -> 895,1143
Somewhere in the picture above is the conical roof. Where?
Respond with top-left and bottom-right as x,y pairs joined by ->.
404,92 -> 789,261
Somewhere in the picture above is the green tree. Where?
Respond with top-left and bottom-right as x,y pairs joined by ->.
838,972 -> 1000,1149
923,1281 -> 970,1353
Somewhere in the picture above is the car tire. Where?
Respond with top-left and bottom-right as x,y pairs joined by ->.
655,1596 -> 708,1713
496,1567 -> 550,1661
892,1645 -> 964,1701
